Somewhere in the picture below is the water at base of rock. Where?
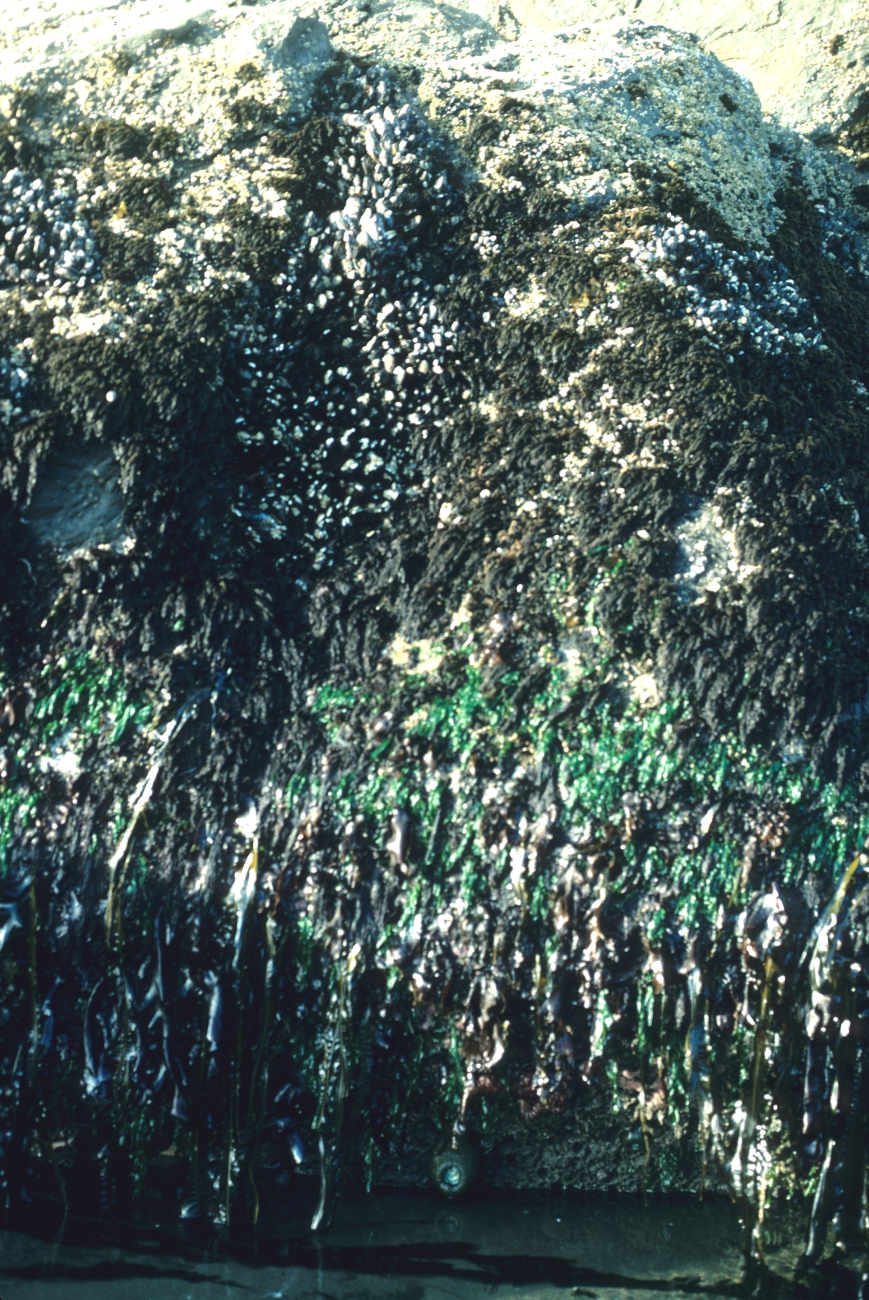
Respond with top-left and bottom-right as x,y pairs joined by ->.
0,1186 -> 830,1300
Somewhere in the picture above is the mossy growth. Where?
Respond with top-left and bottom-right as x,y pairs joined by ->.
87,119 -> 149,162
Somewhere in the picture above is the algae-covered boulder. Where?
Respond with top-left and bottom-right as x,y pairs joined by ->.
2,0 -> 869,1280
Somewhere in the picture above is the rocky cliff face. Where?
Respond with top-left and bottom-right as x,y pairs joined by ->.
2,0 -> 869,1281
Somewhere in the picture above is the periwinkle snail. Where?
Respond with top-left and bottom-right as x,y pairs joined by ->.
430,1131 -> 480,1198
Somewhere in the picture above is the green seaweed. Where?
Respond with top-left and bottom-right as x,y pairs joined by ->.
1,653 -> 154,883
262,575 -> 869,1234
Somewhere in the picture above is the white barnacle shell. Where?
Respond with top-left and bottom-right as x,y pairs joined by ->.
358,209 -> 384,247
386,808 -> 411,869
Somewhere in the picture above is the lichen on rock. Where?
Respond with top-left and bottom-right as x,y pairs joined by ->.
1,3 -> 869,1287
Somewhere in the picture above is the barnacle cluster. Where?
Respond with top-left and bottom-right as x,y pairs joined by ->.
614,217 -> 826,357
233,63 -> 464,570
0,166 -> 99,289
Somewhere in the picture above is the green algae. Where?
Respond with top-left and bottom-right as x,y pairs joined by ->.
0,652 -> 154,884
0,781 -> 36,881
32,652 -> 153,745
300,638 -> 862,927
263,582 -> 869,1235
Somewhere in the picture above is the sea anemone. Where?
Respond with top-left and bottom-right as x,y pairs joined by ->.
431,1132 -> 480,1198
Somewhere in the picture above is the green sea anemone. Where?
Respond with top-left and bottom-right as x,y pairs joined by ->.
431,1133 -> 480,1199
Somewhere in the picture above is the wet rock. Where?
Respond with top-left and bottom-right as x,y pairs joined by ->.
26,441 -> 126,557
273,15 -> 333,70
0,0 -> 868,1284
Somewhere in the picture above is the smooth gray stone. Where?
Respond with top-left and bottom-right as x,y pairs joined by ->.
274,13 -> 333,67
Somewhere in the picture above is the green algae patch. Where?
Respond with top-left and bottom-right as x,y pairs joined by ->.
32,650 -> 153,745
270,598 -> 869,1245
0,651 -> 154,881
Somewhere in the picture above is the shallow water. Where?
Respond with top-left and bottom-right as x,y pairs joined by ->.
0,1187 -> 810,1300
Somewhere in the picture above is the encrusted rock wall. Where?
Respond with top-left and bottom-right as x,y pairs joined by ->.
1,0 -> 869,1283
497,0 -> 869,144
4,0 -> 869,147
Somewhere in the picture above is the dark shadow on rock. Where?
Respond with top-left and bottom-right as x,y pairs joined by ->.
26,440 -> 127,557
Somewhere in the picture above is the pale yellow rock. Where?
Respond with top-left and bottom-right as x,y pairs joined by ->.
501,0 -> 869,134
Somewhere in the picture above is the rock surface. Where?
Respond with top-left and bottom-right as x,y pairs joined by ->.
3,0 -> 869,145
503,0 -> 869,142
26,442 -> 127,556
1,0 -> 869,1282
